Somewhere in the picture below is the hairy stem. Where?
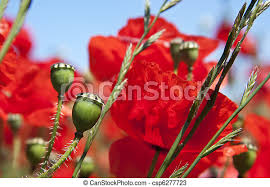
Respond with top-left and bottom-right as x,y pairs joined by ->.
0,0 -> 9,20
0,0 -> 31,64
40,95 -> 63,171
147,148 -> 161,178
38,133 -> 83,178
181,73 -> 270,178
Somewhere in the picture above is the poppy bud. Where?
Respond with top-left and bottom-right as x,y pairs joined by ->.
76,156 -> 95,178
170,38 -> 184,71
7,113 -> 23,133
233,144 -> 257,177
50,63 -> 75,96
178,41 -> 199,67
72,93 -> 104,133
26,138 -> 46,166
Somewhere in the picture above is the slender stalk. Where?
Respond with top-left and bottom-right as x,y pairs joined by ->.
0,0 -> 9,20
38,133 -> 82,178
147,148 -> 161,178
72,126 -> 95,178
187,66 -> 193,81
174,68 -> 178,75
181,73 -> 270,178
72,0 -> 170,178
40,95 -> 63,171
12,134 -> 20,168
0,0 -> 31,64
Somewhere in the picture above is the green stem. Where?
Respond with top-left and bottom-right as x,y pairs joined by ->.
12,134 -> 20,168
0,0 -> 9,20
147,148 -> 161,178
40,95 -> 63,171
181,73 -> 270,178
0,0 -> 31,64
155,123 -> 187,177
38,133 -> 82,178
187,66 -> 193,81
174,68 -> 178,75
72,127 -> 94,178
72,0 -> 169,178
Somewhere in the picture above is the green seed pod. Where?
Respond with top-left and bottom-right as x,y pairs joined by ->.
26,138 -> 46,166
76,156 -> 95,178
7,113 -> 23,133
72,93 -> 104,133
50,63 -> 75,95
233,144 -> 257,177
178,41 -> 199,67
170,38 -> 184,69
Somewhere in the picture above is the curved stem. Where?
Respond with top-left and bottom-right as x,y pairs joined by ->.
0,0 -> 31,64
181,73 -> 270,178
38,133 -> 82,178
0,0 -> 9,20
40,95 -> 63,171
147,148 -> 161,178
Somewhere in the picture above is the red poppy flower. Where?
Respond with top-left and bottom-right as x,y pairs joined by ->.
198,145 -> 247,178
53,164 -> 74,178
216,20 -> 257,56
99,113 -> 126,142
0,18 -> 33,57
0,58 -> 56,118
0,56 -> 82,129
258,65 -> 270,106
0,47 -> 18,89
240,114 -> 270,177
223,144 -> 248,157
89,16 -> 219,81
109,136 -> 224,178
111,60 -> 237,150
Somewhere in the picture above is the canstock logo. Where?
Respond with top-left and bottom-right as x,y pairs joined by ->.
61,78 -> 210,102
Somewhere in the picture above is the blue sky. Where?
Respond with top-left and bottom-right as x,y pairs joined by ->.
4,0 -> 270,100
4,0 -> 270,70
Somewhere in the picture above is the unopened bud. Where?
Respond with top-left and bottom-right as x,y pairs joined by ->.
7,113 -> 23,133
50,63 -> 75,96
26,138 -> 46,166
233,144 -> 257,177
179,41 -> 199,67
170,37 -> 184,70
72,93 -> 104,133
76,156 -> 95,178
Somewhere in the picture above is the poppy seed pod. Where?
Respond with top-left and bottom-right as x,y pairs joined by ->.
7,113 -> 23,133
76,156 -> 95,178
170,37 -> 184,69
233,144 -> 257,177
26,138 -> 46,166
72,93 -> 104,133
50,63 -> 75,95
178,41 -> 199,67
